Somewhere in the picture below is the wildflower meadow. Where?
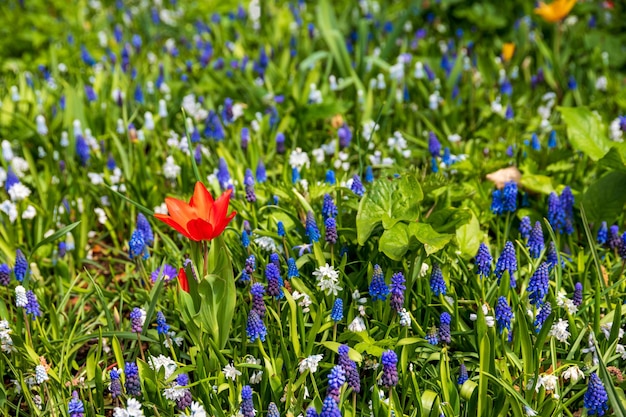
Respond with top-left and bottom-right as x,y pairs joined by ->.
2,0 -> 626,416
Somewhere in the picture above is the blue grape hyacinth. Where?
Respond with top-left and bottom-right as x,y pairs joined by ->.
528,221 -> 544,259
475,243 -> 492,278
534,302 -> 551,332
584,372 -> 609,416
430,263 -> 447,296
495,296 -> 513,335
495,241 -> 517,287
380,350 -> 398,388
369,265 -> 389,301
519,216 -> 532,239
528,263 -> 550,306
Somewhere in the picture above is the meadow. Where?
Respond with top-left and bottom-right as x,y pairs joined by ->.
1,0 -> 626,416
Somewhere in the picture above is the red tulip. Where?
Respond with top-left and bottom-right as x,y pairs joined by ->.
178,267 -> 189,293
155,181 -> 236,241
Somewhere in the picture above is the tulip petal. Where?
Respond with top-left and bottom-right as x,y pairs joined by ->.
211,210 -> 237,239
189,181 -> 214,219
164,197 -> 198,226
186,218 -> 215,241
208,188 -> 233,226
154,214 -> 194,240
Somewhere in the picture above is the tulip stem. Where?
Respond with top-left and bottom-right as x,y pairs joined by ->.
203,241 -> 209,277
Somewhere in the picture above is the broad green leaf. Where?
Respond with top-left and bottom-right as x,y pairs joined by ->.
410,222 -> 454,255
425,208 -> 471,234
356,174 -> 423,245
319,341 -> 362,363
582,171 -> 626,225
455,213 -> 483,258
519,174 -> 555,195
379,222 -> 410,260
559,106 -> 611,161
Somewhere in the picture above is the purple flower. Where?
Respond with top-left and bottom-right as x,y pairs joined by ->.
244,169 -> 256,203
528,221 -> 544,259
137,213 -> 154,246
502,181 -> 517,212
129,229 -> 149,260
369,265 -> 389,301
68,391 -> 85,417
495,241 -> 517,287
14,249 -> 28,282
151,264 -> 177,283
330,298 -> 343,322
351,175 -> 365,197
325,217 -> 338,244
109,369 -> 122,398
338,124 -> 352,148
124,362 -> 141,396
495,296 -> 513,335
246,310 -> 266,342
0,263 -> 10,286
573,282 -> 583,307
204,111 -> 225,141
439,312 -> 452,344
428,131 -> 441,157
475,243 -> 492,278
520,216 -> 532,239
265,263 -> 283,299
609,225 -> 621,250
534,302 -> 551,332
25,290 -> 41,319
338,344 -> 360,393
326,365 -> 345,402
156,311 -> 169,335
458,363 -> 468,385
584,372 -> 609,416
306,211 -> 320,243
389,272 -> 405,312
130,307 -> 144,333
240,385 -> 256,417
250,283 -> 266,318
380,350 -> 398,388
430,263 -> 446,296
547,192 -> 565,234
322,194 -> 338,220
319,396 -> 341,417
528,263 -> 550,306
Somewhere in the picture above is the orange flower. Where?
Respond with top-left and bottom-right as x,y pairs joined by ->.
502,43 -> 515,62
178,267 -> 189,292
535,0 -> 576,23
155,181 -> 236,241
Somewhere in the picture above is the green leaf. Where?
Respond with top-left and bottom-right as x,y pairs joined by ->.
455,213 -> 483,258
319,341 -> 362,362
356,174 -> 423,245
426,208 -> 471,234
559,106 -> 611,161
30,221 -> 80,256
582,171 -> 626,225
379,222 -> 410,260
519,175 -> 555,195
410,222 -> 454,255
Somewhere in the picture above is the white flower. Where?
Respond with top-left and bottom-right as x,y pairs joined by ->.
524,405 -> 538,417
289,148 -> 310,170
311,148 -> 325,164
163,385 -> 186,401
8,183 -> 31,201
617,344 -> 626,360
254,236 -> 278,253
420,263 -> 430,277
187,401 -> 207,417
15,286 -> 27,307
596,76 -> 607,92
556,290 -> 578,314
562,365 -> 584,383
535,374 -> 558,392
313,263 -> 342,296
35,365 -> 49,384
163,156 -> 181,180
291,291 -> 312,313
154,203 -> 168,215
0,200 -> 17,223
299,354 -> 323,374
549,319 -> 571,343
11,157 -> 29,177
148,355 -> 177,379
399,309 -> 411,327
126,398 -> 145,417
22,205 -> 36,220
600,321 -> 623,340
348,316 -> 366,332
250,371 -> 263,384
222,364 -> 241,381
610,118 -> 623,142
94,208 -> 108,225
0,320 -> 15,353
